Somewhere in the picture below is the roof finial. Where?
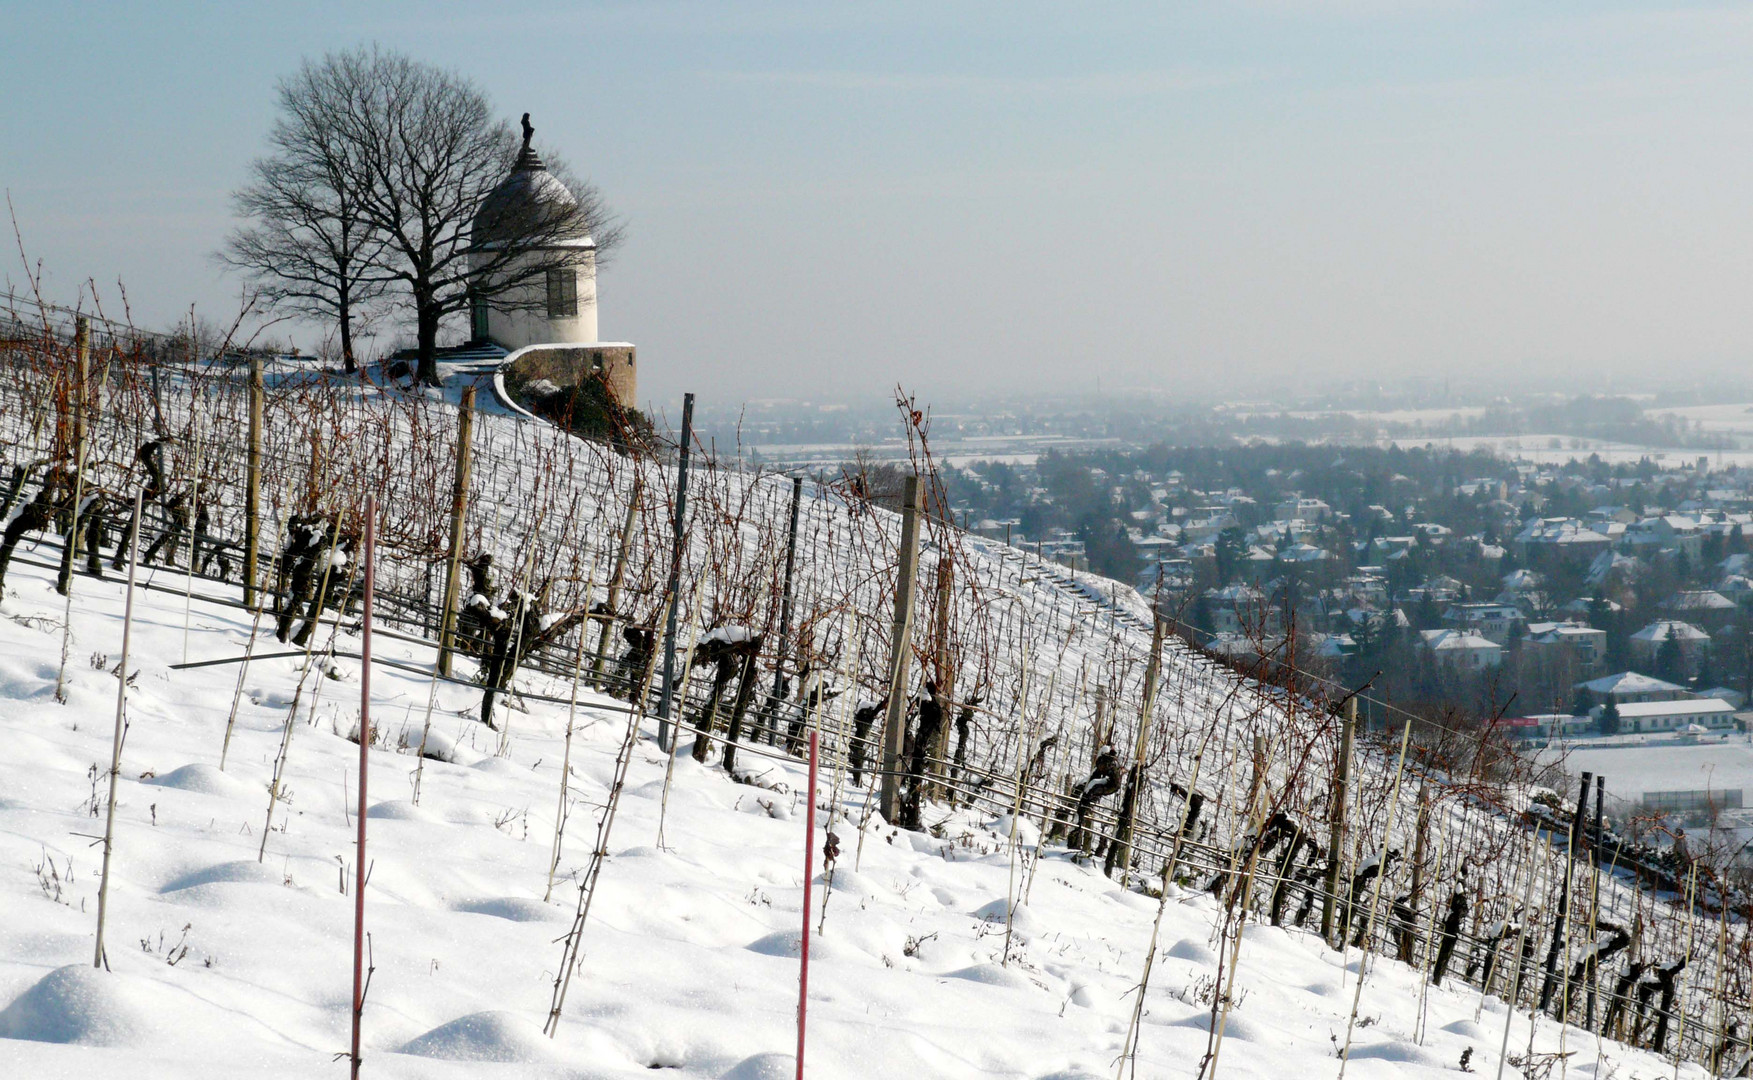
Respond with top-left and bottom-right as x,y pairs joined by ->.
520,112 -> 534,153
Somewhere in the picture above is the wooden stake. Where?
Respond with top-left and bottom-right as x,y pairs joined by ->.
435,385 -> 475,678
1322,697 -> 1357,943
1112,615 -> 1166,887
591,476 -> 642,689
94,487 -> 143,970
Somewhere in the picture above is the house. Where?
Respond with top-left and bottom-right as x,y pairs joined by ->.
1419,629 -> 1504,670
1273,497 -> 1332,522
1513,518 -> 1613,566
1622,515 -> 1703,559
1586,550 -> 1645,588
1699,686 -> 1748,709
1202,584 -> 1274,635
1442,603 -> 1525,645
469,122 -> 636,404
1574,670 -> 1692,706
1602,698 -> 1737,733
1661,590 -> 1738,629
1629,620 -> 1711,675
1523,623 -> 1607,676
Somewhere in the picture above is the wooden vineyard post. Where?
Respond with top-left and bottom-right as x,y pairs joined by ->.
436,385 -> 475,677
591,477 -> 642,688
1109,614 -> 1166,885
56,317 -> 90,597
1538,771 -> 1592,1014
53,319 -> 90,703
1322,696 -> 1356,943
243,352 -> 264,607
1404,779 -> 1430,964
928,553 -> 955,798
879,475 -> 922,824
656,392 -> 695,750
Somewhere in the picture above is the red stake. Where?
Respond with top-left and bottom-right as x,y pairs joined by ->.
351,495 -> 375,1079
796,730 -> 819,1079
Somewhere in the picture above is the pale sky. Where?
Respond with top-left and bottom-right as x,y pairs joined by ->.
5,2 -> 1753,411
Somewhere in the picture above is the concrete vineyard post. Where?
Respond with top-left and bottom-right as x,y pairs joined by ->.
879,475 -> 922,824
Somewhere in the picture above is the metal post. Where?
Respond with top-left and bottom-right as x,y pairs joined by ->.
436,386 -> 475,677
656,393 -> 695,749
879,475 -> 923,823
769,475 -> 804,724
243,352 -> 264,607
94,487 -> 143,970
351,495 -> 375,1080
1322,696 -> 1357,942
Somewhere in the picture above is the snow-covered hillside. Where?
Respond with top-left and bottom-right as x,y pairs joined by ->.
0,543 -> 1712,1078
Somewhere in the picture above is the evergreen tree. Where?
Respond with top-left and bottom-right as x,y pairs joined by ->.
1656,632 -> 1687,684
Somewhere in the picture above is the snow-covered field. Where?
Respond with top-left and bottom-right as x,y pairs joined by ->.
0,528 -> 1711,1078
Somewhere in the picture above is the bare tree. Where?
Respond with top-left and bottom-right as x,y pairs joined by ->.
318,47 -> 621,386
220,62 -> 393,373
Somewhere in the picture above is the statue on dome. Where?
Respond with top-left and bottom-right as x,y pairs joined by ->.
520,112 -> 534,153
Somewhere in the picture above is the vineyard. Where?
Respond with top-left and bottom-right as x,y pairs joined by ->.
1,291 -> 1750,1078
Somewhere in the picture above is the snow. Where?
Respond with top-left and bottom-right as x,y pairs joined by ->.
699,624 -> 756,647
0,540 -> 1705,1079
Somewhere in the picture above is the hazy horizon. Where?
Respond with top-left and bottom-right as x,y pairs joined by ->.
7,2 -> 1753,414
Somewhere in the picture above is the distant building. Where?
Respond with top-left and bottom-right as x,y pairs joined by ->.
1273,496 -> 1332,522
1513,518 -> 1613,566
1574,670 -> 1691,706
1419,629 -> 1503,670
1442,602 -> 1525,645
1602,698 -> 1736,733
1524,623 -> 1607,676
1629,620 -> 1711,675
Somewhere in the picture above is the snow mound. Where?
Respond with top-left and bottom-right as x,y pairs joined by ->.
159,860 -> 281,893
990,814 -> 1040,847
141,763 -> 252,797
0,965 -> 158,1046
973,898 -> 1040,936
366,799 -> 439,822
945,963 -> 1034,990
745,930 -> 845,962
397,1010 -> 555,1063
1346,1040 -> 1448,1067
721,1052 -> 797,1080
397,727 -> 480,765
1068,982 -> 1105,1008
453,897 -> 567,923
1165,937 -> 1219,965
